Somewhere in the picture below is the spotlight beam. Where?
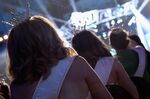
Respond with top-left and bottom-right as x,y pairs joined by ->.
25,0 -> 30,17
35,0 -> 57,27
138,0 -> 149,12
130,0 -> 150,50
35,0 -> 68,26
128,0 -> 149,25
69,0 -> 77,12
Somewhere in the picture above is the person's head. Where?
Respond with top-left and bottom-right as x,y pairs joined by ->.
109,27 -> 130,50
129,34 -> 145,48
7,15 -> 73,84
72,30 -> 111,68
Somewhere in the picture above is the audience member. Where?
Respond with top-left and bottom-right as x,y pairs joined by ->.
109,27 -> 139,76
129,35 -> 150,99
72,30 -> 139,99
109,27 -> 150,99
7,15 -> 112,99
129,34 -> 150,75
0,82 -> 10,99
128,35 -> 148,78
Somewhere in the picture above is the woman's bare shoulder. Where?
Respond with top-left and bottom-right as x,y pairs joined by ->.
72,55 -> 90,66
70,55 -> 93,75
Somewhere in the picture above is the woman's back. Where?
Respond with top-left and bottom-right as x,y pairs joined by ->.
11,56 -> 79,99
59,56 -> 112,99
59,56 -> 89,99
95,57 -> 116,85
95,56 -> 139,99
11,56 -> 112,99
94,56 -> 130,86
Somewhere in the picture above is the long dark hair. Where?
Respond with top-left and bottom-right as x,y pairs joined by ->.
72,30 -> 111,68
7,16 -> 72,84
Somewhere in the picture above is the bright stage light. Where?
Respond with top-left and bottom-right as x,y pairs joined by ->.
3,35 -> 8,40
111,20 -> 115,25
117,18 -> 123,24
0,37 -> 3,42
128,16 -> 136,26
70,12 -> 85,28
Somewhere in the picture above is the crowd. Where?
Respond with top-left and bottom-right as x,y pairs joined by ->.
0,15 -> 150,99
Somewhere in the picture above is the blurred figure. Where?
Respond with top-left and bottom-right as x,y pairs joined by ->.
128,35 -> 149,78
129,35 -> 150,75
129,35 -> 150,99
109,27 -> 150,99
72,30 -> 139,99
7,16 -> 112,99
109,27 -> 139,76
0,95 -> 4,99
0,82 -> 10,99
128,35 -> 146,78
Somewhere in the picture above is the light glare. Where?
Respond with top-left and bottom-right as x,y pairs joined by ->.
0,37 -> 3,42
3,35 -> 8,40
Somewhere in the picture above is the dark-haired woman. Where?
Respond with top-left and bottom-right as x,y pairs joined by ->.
72,30 -> 139,99
7,16 -> 112,99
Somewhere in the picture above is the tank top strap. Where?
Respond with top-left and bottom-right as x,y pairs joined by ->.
32,56 -> 75,99
95,57 -> 114,85
133,46 -> 146,77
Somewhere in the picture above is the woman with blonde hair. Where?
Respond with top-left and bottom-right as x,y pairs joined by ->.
7,15 -> 112,99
